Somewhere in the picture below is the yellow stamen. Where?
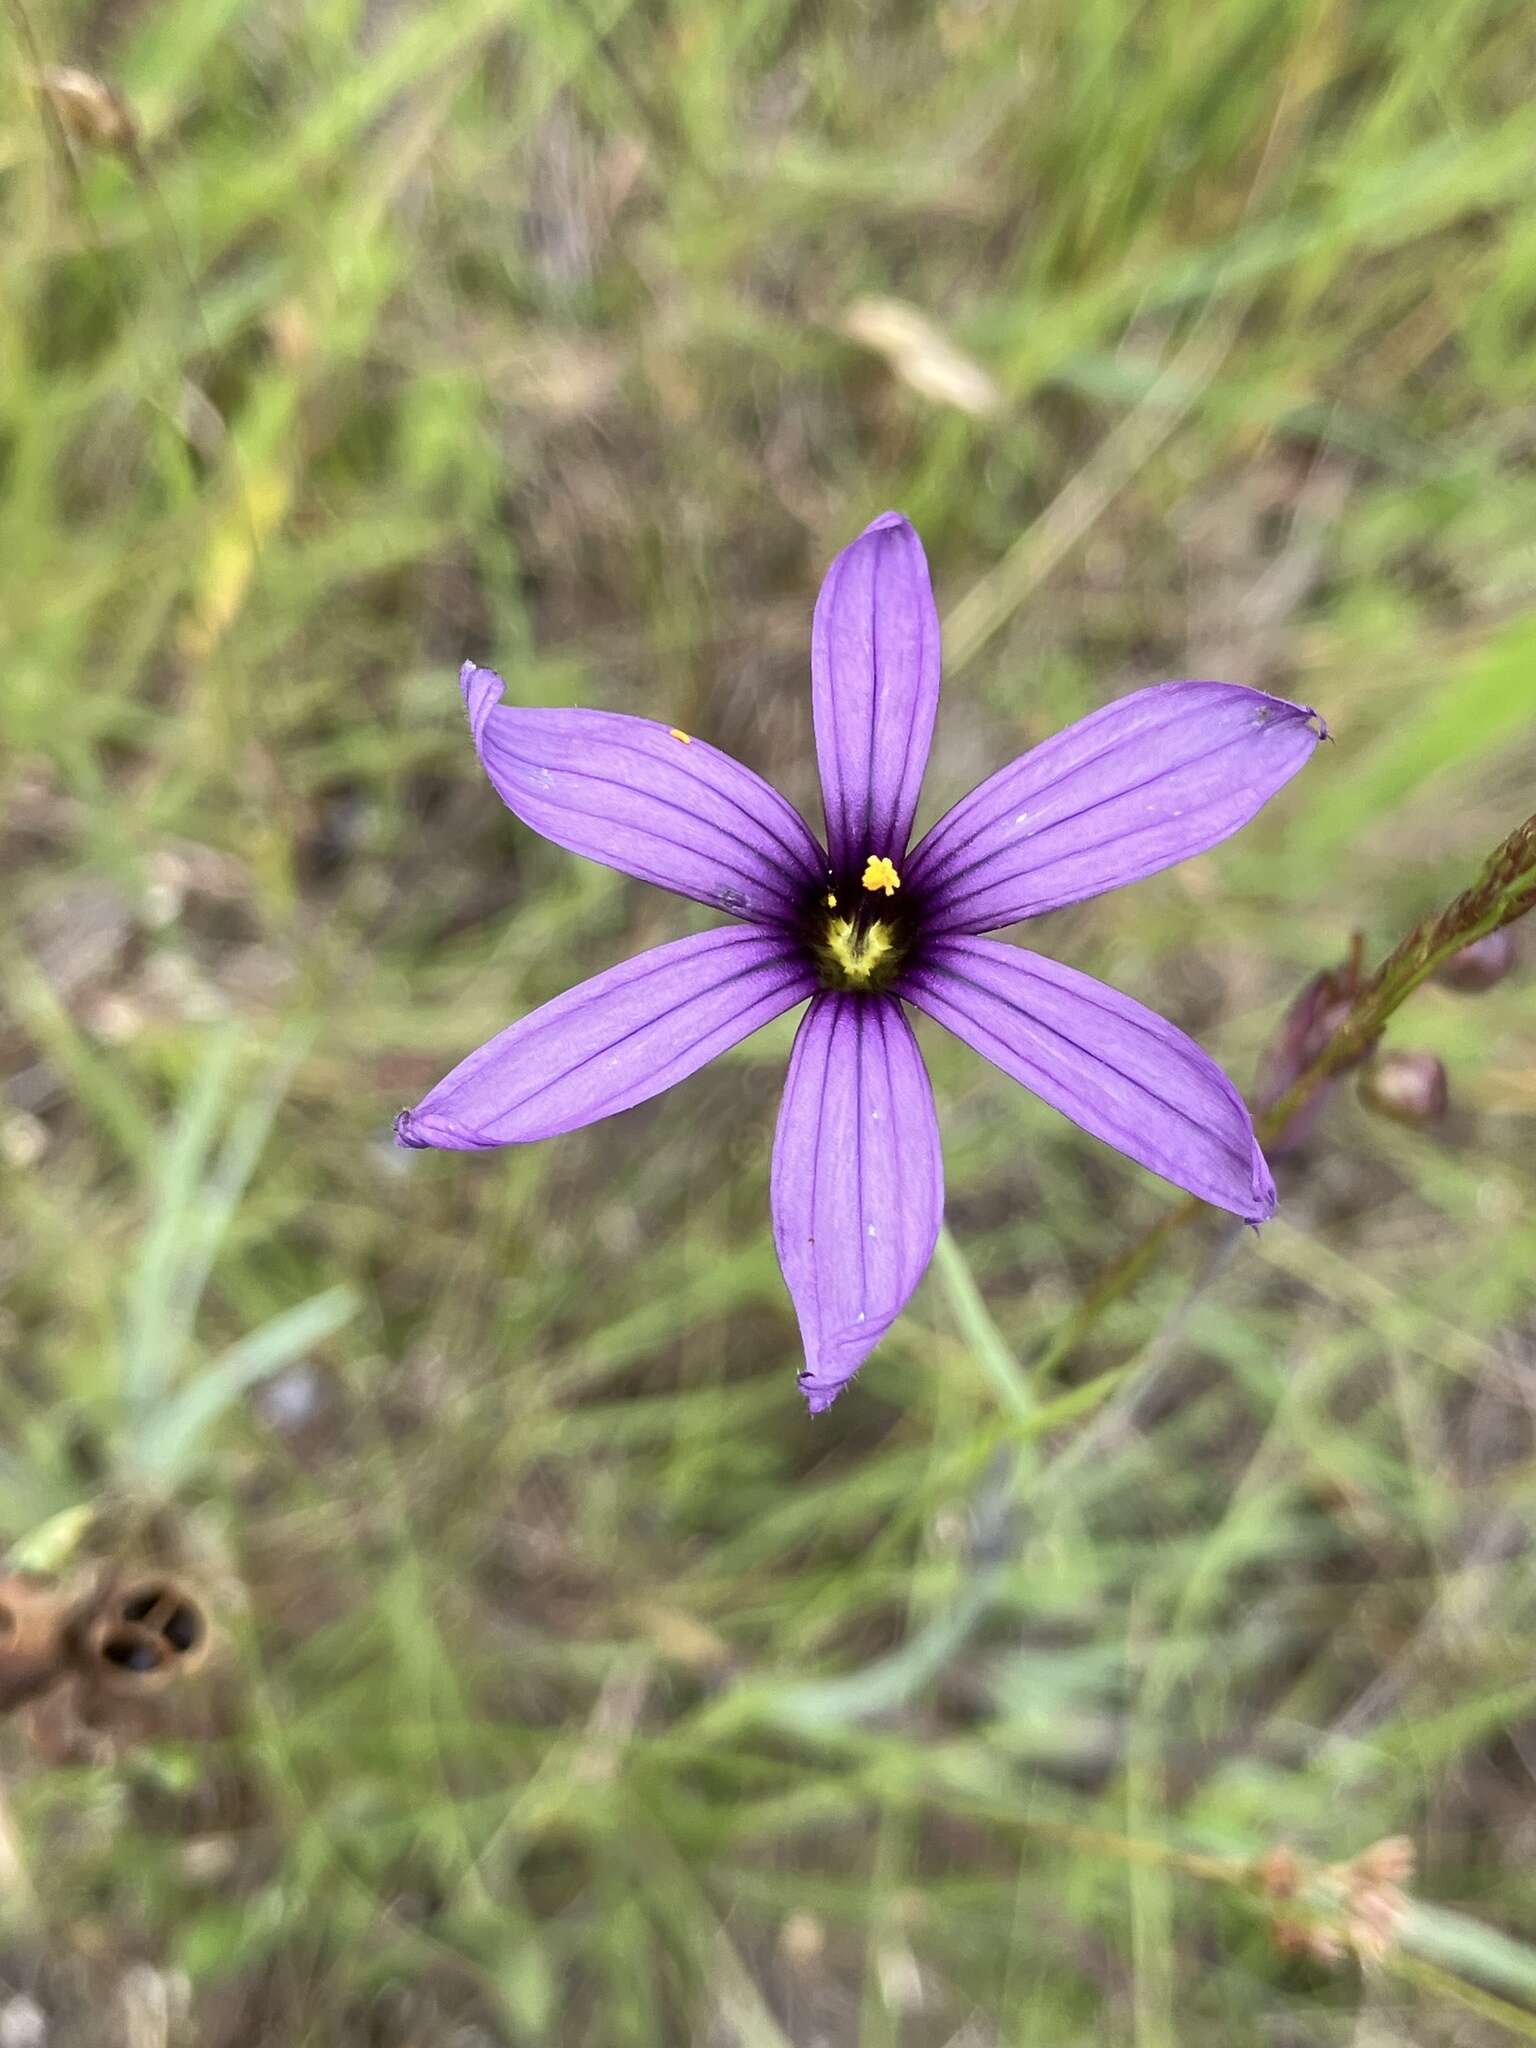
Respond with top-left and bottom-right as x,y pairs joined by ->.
861,855 -> 901,897
825,891 -> 838,908
668,727 -> 692,744
824,917 -> 895,986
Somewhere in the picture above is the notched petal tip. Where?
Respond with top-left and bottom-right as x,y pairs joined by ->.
1254,687 -> 1327,742
798,1371 -> 841,1417
458,661 -> 508,744
860,508 -> 914,538
797,1318 -> 892,1414
395,1105 -> 481,1150
1254,689 -> 1328,744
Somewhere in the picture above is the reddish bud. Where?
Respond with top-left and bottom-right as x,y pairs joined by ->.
1434,928 -> 1516,994
1255,938 -> 1369,1155
1358,1051 -> 1448,1127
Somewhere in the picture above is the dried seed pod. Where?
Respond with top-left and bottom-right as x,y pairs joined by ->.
37,66 -> 139,154
1350,1835 -> 1415,1888
1338,1835 -> 1415,1964
70,1575 -> 210,1704
0,1572 -> 69,1712
1435,928 -> 1516,994
1358,1050 -> 1449,1128
1252,1844 -> 1304,1900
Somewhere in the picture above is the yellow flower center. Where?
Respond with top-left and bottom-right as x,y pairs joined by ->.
862,855 -> 901,897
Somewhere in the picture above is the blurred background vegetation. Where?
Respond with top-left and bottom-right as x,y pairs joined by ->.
3,0 -> 1536,2039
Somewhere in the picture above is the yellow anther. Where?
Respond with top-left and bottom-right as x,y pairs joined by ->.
861,855 -> 901,897
668,727 -> 692,744
825,891 -> 838,909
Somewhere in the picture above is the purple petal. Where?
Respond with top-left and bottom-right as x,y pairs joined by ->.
811,514 -> 941,873
771,992 -> 944,1413
907,682 -> 1324,934
901,937 -> 1274,1221
397,927 -> 814,1149
460,664 -> 825,926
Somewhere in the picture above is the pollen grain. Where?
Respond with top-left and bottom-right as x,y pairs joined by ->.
668,727 -> 693,744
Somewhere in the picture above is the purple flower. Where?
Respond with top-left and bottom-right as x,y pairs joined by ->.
398,513 -> 1325,1411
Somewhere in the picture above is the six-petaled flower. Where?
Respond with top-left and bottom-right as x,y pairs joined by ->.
397,513 -> 1325,1411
